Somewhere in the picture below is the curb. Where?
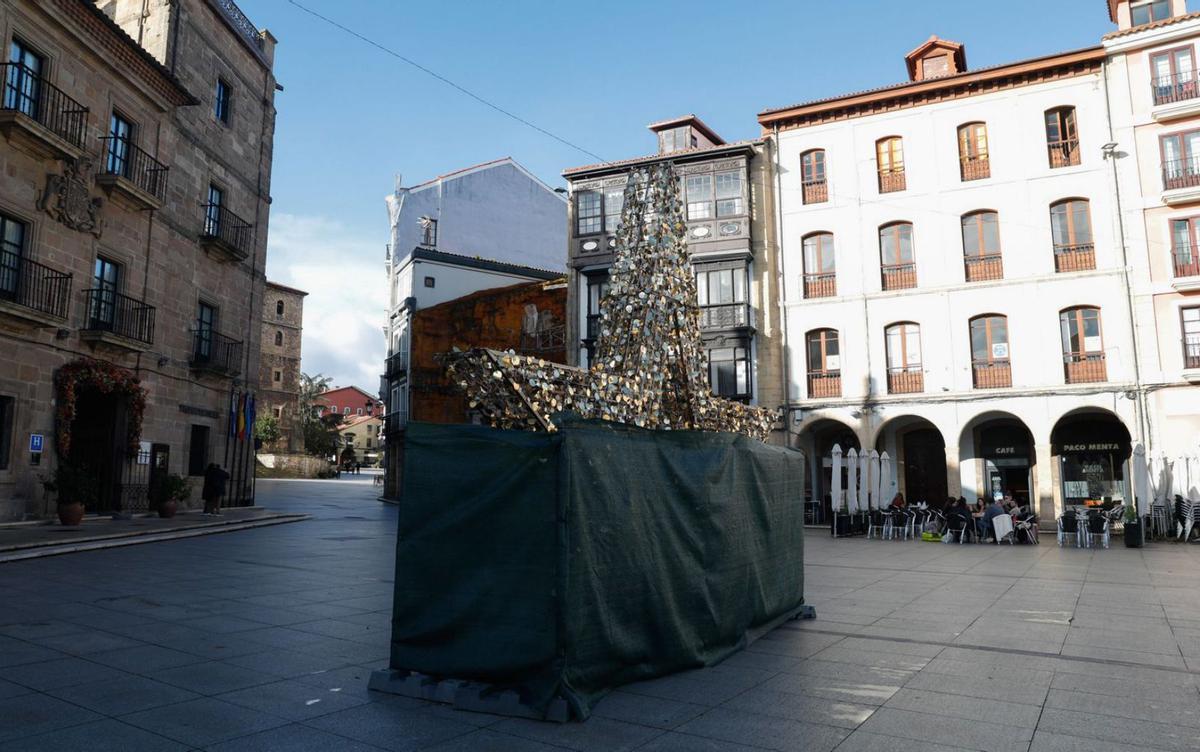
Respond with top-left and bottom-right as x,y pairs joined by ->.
0,514 -> 310,563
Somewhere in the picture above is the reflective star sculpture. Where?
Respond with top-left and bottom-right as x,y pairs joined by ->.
442,163 -> 778,442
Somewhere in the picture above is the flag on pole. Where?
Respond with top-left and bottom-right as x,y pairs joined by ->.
236,393 -> 246,440
229,390 -> 238,438
247,393 -> 256,438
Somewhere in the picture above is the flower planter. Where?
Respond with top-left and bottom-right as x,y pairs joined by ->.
157,499 -> 177,519
1124,518 -> 1143,548
57,501 -> 84,526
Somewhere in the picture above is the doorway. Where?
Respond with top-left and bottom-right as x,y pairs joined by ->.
69,388 -> 128,514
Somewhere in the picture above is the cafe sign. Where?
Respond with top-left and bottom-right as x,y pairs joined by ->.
1060,442 -> 1122,453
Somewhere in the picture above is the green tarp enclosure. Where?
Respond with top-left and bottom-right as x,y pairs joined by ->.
369,416 -> 807,720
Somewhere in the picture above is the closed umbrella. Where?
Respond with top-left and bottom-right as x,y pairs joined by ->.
878,451 -> 892,505
1133,444 -> 1150,518
868,450 -> 881,511
858,449 -> 871,513
831,444 -> 843,514
846,448 -> 859,514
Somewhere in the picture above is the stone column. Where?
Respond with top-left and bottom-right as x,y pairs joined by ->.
1034,442 -> 1056,525
945,445 -> 962,498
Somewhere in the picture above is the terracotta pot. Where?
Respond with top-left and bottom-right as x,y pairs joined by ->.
157,499 -> 178,519
57,501 -> 84,526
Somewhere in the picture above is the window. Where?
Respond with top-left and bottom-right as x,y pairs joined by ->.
274,406 -> 283,419
1131,0 -> 1171,26
961,211 -> 1003,281
0,395 -> 12,471
660,126 -> 695,153
1161,130 -> 1200,189
5,39 -> 44,117
273,369 -> 281,383
686,175 -> 712,220
801,149 -> 827,204
106,113 -> 133,177
343,407 -> 350,415
879,222 -> 917,290
576,190 -> 602,235
802,232 -> 836,298
922,55 -> 950,78
1183,306 -> 1200,368
695,264 -> 749,328
1045,107 -> 1080,168
1151,47 -> 1196,105
806,329 -> 841,398
970,315 -> 1011,388
423,276 -> 435,288
329,405 -> 337,414
958,122 -> 990,180
275,299 -> 284,316
604,187 -> 624,233
707,345 -> 750,399
715,171 -> 743,217
686,171 -> 745,220
885,322 -> 923,394
1170,217 -> 1200,277
1060,306 -> 1107,383
420,217 -> 438,247
583,273 -> 609,358
204,184 -> 223,237
357,408 -> 363,416
215,77 -> 231,124
196,301 -> 216,360
274,330 -> 283,346
876,137 -> 905,192
187,425 -> 210,476
1050,199 -> 1095,271
88,257 -> 122,329
0,212 -> 27,300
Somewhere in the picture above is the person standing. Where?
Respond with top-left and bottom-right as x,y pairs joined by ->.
202,463 -> 229,516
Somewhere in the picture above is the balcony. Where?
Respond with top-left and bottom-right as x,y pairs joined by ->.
1152,74 -> 1200,121
0,63 -> 88,160
699,302 -> 750,330
1054,243 -> 1096,272
1184,334 -> 1200,370
1063,352 -> 1106,384
384,409 -> 408,437
803,272 -> 836,299
881,262 -> 917,291
1047,139 -> 1080,169
1172,246 -> 1200,291
802,179 -> 828,204
79,289 -> 155,349
190,328 -> 243,376
972,360 -> 1012,389
96,137 -> 168,210
385,350 -> 409,379
200,204 -> 253,262
1161,158 -> 1200,204
878,168 -> 905,194
0,250 -> 72,325
964,254 -> 1003,283
886,367 -> 923,395
807,372 -> 841,399
960,155 -> 990,181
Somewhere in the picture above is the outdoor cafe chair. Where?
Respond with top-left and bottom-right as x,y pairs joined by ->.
945,516 -> 971,544
1084,512 -> 1110,549
867,508 -> 887,539
992,514 -> 1016,545
1057,514 -> 1080,547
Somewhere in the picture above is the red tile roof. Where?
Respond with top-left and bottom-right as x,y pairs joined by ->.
563,139 -> 760,177
1103,10 -> 1200,39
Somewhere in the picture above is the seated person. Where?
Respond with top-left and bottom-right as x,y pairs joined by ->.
889,493 -> 907,510
982,498 -> 1008,541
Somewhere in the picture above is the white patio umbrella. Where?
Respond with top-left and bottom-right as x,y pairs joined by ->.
846,447 -> 859,514
858,449 -> 871,513
868,450 -> 881,511
1133,444 -> 1150,518
878,451 -> 893,506
830,444 -> 843,514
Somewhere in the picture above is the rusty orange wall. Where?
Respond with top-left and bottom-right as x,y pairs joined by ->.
410,281 -> 567,424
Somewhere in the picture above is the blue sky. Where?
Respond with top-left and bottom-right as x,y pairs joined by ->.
236,0 -> 1121,390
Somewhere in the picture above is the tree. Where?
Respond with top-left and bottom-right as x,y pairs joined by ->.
254,414 -> 281,446
299,372 -> 340,457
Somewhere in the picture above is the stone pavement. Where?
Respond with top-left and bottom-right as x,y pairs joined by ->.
1,478 -> 1199,751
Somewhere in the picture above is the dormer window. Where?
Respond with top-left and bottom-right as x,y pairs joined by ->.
660,126 -> 696,154
921,56 -> 949,79
1131,0 -> 1171,25
904,36 -> 966,82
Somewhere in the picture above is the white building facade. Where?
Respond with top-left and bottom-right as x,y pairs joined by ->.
760,18 -> 1173,522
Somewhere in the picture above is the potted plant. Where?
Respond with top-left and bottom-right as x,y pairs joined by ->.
42,463 -> 97,526
1124,503 -> 1143,548
154,474 -> 191,519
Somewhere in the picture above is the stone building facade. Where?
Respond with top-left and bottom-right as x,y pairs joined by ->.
258,281 -> 305,452
0,0 -> 277,519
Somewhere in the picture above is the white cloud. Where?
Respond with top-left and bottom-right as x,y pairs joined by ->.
265,213 -> 387,394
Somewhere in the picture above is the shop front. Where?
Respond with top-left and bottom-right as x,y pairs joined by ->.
978,424 -> 1032,507
1051,413 -> 1131,511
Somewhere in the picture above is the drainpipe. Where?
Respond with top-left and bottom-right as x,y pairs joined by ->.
771,125 -> 792,445
1101,59 -> 1151,450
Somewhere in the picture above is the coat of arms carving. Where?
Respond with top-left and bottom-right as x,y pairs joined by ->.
40,156 -> 104,238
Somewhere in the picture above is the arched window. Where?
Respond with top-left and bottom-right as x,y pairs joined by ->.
1060,306 -> 1106,383
879,222 -> 916,290
1045,107 -> 1079,168
800,149 -> 828,204
274,330 -> 283,346
876,137 -> 905,193
1050,198 -> 1095,272
961,210 -> 1003,282
275,300 -> 284,316
884,322 -> 923,394
805,329 -> 841,398
801,232 -> 836,298
969,314 -> 1011,388
957,122 -> 990,180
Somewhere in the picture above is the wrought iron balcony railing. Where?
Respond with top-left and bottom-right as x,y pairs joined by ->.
803,272 -> 836,299
960,155 -> 991,181
0,63 -> 88,149
82,288 -> 155,345
964,254 -> 1003,282
807,372 -> 841,399
878,168 -> 905,193
1172,244 -> 1200,278
881,262 -> 917,291
201,204 -> 253,258
385,350 -> 409,379
100,136 -> 168,202
972,360 -> 1012,389
802,178 -> 828,204
1152,72 -> 1199,106
191,328 -> 243,375
1047,139 -> 1080,168
0,250 -> 71,320
1054,243 -> 1096,272
698,302 -> 750,330
1063,352 -> 1106,384
1185,334 -> 1200,369
886,367 -> 923,394
1163,157 -> 1200,191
